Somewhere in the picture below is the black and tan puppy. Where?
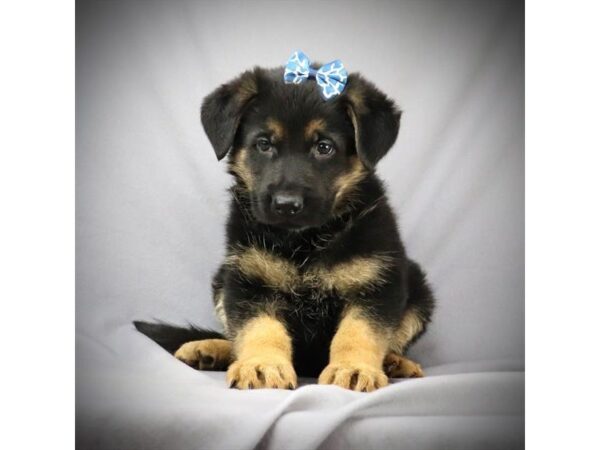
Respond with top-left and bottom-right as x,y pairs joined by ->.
135,65 -> 435,392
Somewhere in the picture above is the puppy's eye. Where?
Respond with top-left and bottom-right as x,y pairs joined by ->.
256,138 -> 272,152
315,141 -> 335,157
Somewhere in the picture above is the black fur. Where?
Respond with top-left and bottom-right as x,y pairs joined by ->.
135,65 -> 435,378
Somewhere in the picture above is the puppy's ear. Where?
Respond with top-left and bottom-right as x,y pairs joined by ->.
201,69 -> 259,160
344,75 -> 402,169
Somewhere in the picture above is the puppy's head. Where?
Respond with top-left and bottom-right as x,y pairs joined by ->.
201,67 -> 401,230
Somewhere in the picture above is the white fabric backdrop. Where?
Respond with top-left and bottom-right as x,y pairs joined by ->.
76,1 -> 524,448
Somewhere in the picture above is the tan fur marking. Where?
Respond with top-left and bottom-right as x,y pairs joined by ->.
318,308 -> 389,391
304,118 -> 326,139
266,117 -> 285,141
391,308 -> 425,354
233,315 -> 292,360
333,157 -> 368,209
228,246 -> 391,295
227,247 -> 299,292
230,148 -> 254,189
312,256 -> 391,295
327,308 -> 390,367
175,339 -> 232,370
227,315 -> 297,389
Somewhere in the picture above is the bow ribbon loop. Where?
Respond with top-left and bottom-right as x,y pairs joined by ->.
283,50 -> 348,100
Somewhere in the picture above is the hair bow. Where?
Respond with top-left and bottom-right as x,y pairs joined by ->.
283,50 -> 348,100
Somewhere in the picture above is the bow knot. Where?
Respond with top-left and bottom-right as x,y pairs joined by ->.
283,50 -> 348,100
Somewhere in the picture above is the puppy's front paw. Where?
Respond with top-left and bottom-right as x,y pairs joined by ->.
174,339 -> 231,370
227,356 -> 297,390
318,363 -> 388,392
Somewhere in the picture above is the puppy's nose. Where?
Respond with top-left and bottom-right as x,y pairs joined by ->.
272,193 -> 304,217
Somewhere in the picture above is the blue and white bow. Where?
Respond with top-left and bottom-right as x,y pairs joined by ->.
283,50 -> 348,100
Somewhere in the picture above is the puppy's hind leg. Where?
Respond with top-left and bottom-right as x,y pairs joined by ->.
386,305 -> 428,376
385,260 -> 435,379
133,320 -> 229,369
175,339 -> 233,370
384,307 -> 426,378
384,351 -> 424,378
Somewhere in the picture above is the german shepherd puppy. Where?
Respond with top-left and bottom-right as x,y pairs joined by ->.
135,65 -> 435,392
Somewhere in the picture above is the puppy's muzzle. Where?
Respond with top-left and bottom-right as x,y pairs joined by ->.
271,192 -> 304,217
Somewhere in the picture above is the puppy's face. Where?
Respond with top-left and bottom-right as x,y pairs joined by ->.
232,92 -> 362,229
201,67 -> 401,230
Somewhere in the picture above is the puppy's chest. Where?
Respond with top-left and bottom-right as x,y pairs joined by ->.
227,244 -> 392,299
283,289 -> 345,347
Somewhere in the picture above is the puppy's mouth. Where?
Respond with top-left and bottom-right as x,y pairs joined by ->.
263,218 -> 313,231
253,210 -> 326,231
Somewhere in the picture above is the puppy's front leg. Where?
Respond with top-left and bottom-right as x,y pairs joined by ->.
227,314 -> 297,390
319,308 -> 389,392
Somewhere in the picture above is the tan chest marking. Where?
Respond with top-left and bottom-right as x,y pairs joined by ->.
308,256 -> 392,295
226,246 -> 299,292
227,246 -> 392,296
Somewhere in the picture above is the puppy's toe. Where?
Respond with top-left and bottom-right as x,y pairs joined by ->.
227,356 -> 297,390
318,363 -> 388,392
